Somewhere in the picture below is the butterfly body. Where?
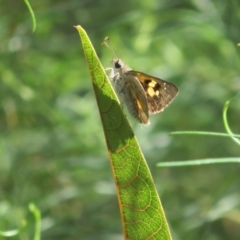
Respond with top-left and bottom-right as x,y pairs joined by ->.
109,58 -> 178,125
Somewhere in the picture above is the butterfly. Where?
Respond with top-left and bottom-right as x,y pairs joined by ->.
103,38 -> 178,125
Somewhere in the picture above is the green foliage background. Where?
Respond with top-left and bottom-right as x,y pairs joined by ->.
1,0 -> 240,239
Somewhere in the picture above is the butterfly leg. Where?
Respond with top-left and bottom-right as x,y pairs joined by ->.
104,67 -> 113,73
104,67 -> 116,81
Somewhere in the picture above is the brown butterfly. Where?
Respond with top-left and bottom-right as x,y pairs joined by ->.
103,38 -> 178,125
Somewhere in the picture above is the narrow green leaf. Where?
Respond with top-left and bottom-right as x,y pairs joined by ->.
222,96 -> 240,145
23,0 -> 36,32
157,158 -> 240,167
171,131 -> 240,138
29,203 -> 41,240
75,25 -> 172,240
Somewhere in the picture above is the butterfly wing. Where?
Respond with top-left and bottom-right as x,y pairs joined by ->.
123,72 -> 150,124
129,71 -> 178,114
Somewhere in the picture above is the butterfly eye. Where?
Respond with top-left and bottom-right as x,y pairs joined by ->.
115,61 -> 122,69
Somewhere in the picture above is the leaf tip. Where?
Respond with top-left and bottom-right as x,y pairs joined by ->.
74,25 -> 82,30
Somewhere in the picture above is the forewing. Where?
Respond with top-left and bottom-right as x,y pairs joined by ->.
124,72 -> 149,124
130,71 -> 178,114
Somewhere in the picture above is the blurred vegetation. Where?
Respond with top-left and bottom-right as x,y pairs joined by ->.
0,0 -> 240,239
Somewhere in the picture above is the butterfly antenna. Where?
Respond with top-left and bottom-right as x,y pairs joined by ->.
102,37 -> 119,60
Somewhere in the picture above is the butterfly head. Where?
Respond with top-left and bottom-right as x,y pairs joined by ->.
111,58 -> 132,74
111,58 -> 123,70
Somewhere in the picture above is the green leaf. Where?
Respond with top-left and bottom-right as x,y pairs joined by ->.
29,203 -> 41,240
75,25 -> 172,240
23,0 -> 36,32
170,131 -> 240,138
222,95 -> 240,145
157,158 -> 240,167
